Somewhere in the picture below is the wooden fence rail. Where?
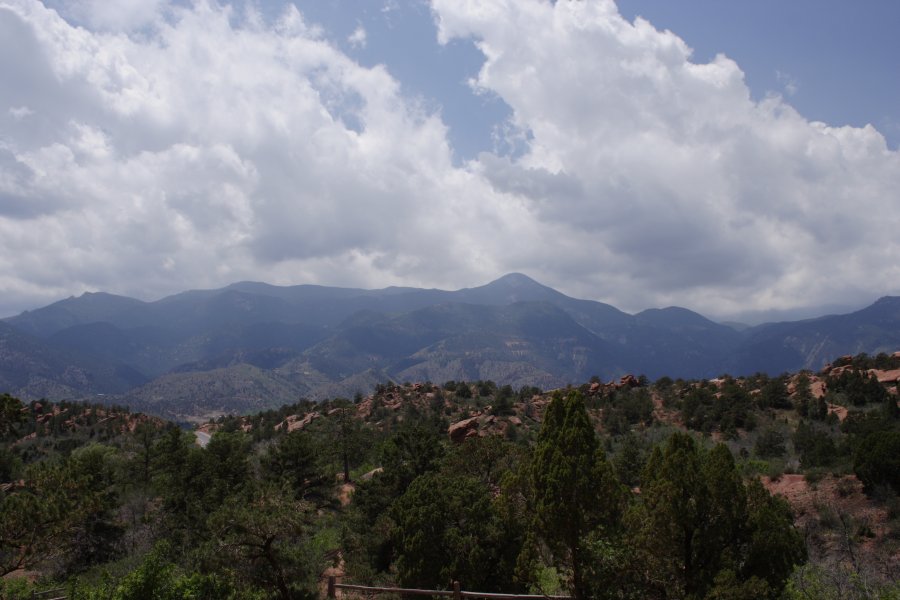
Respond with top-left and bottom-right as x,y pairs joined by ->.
326,576 -> 571,599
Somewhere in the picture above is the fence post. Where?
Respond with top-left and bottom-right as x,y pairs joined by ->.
327,575 -> 336,598
453,581 -> 461,600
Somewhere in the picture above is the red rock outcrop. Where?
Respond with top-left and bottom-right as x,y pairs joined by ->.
448,416 -> 479,443
616,374 -> 640,389
277,412 -> 320,433
869,368 -> 900,384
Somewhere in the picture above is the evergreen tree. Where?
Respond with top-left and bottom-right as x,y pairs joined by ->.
743,478 -> 806,591
0,394 -> 25,439
378,422 -> 445,493
261,431 -> 326,500
753,428 -> 787,459
528,390 -> 622,599
392,472 -> 519,592
66,444 -> 125,572
0,461 -> 91,576
203,431 -> 252,504
632,433 -> 710,598
613,433 -> 645,488
206,484 -> 318,600
793,422 -> 838,468
882,392 -> 900,420
854,430 -> 900,493
758,376 -> 791,410
793,373 -> 813,417
326,403 -> 371,483
630,433 -> 805,599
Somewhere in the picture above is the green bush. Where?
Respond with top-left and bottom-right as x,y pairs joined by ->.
0,577 -> 31,600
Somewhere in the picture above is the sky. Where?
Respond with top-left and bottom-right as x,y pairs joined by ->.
1,0 -> 899,324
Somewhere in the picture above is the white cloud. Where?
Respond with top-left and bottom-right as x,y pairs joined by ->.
431,0 -> 900,318
0,0 -> 897,323
0,0 -> 521,316
347,24 -> 366,48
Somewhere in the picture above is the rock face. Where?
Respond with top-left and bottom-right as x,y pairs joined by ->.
448,416 -> 479,443
811,379 -> 827,398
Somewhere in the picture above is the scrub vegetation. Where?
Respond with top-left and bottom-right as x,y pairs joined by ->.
1,353 -> 899,599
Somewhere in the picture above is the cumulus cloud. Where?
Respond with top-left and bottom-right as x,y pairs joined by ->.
0,0 -> 897,322
0,0 -> 517,313
431,0 -> 900,318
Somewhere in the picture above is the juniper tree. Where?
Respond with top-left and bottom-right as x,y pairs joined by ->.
630,433 -> 805,599
528,390 -> 622,599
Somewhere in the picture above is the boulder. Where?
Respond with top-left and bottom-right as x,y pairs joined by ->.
448,416 -> 479,443
361,467 -> 383,481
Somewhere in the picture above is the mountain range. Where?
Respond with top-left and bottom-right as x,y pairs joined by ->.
3,273 -> 899,419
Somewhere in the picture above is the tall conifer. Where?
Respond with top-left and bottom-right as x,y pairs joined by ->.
529,390 -> 621,598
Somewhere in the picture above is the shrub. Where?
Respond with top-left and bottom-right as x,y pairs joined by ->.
754,428 -> 787,459
854,430 -> 900,494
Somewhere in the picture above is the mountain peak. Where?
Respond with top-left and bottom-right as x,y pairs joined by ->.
858,295 -> 900,319
486,273 -> 546,289
871,295 -> 900,307
453,273 -> 564,306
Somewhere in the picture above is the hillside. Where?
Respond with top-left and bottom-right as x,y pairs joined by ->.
2,354 -> 898,599
202,355 -> 900,597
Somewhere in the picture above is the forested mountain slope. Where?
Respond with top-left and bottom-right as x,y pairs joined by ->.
3,275 -> 900,418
